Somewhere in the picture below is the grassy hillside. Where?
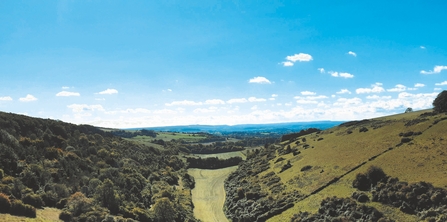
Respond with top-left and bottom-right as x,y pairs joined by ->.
225,109 -> 447,221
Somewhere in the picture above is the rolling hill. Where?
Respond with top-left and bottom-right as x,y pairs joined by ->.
224,109 -> 447,221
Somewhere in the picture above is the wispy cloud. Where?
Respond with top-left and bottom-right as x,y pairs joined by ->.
301,91 -> 316,96
0,96 -> 13,101
435,81 -> 447,86
227,98 -> 248,104
67,104 -> 104,112
348,51 -> 357,57
62,86 -> 70,89
317,68 -> 325,73
336,89 -> 351,94
248,97 -> 266,102
420,65 -> 447,74
282,53 -> 313,66
205,99 -> 225,105
356,83 -> 385,94
414,83 -> 425,88
329,71 -> 354,78
98,88 -> 118,95
56,91 -> 80,97
165,100 -> 203,106
285,53 -> 313,62
387,84 -> 406,92
420,46 -> 426,49
248,76 -> 271,84
19,94 -> 37,102
281,61 -> 294,67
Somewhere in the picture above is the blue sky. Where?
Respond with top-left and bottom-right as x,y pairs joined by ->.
1,1 -> 447,128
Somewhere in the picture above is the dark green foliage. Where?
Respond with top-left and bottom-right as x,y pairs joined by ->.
186,156 -> 243,169
10,200 -> 37,218
96,179 -> 120,214
0,169 -> 4,180
59,210 -> 72,221
433,90 -> 447,113
153,197 -> 177,221
366,166 -> 387,186
281,128 -> 320,142
23,193 -> 44,208
353,173 -> 370,191
280,161 -> 292,173
0,193 -> 11,213
300,165 -> 312,172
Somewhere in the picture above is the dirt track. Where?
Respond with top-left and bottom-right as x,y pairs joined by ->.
188,166 -> 238,222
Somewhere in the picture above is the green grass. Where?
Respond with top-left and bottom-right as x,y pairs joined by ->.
0,208 -> 62,222
155,132 -> 208,142
266,109 -> 447,221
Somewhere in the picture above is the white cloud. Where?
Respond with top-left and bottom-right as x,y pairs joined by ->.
307,95 -> 328,100
193,107 -> 218,113
98,88 -> 118,95
248,76 -> 271,84
67,104 -> 104,112
205,99 -> 225,105
227,98 -> 248,104
19,94 -> 37,102
296,100 -> 318,104
348,51 -> 357,57
301,91 -> 316,96
366,95 -> 392,100
420,65 -> 447,74
282,61 -> 294,67
56,91 -> 80,97
434,88 -> 442,91
333,97 -> 362,106
318,68 -> 325,73
271,94 -> 278,97
0,96 -> 13,101
387,84 -> 406,92
248,97 -> 266,102
328,71 -> 354,78
165,100 -> 203,106
153,109 -> 177,114
62,86 -> 70,89
251,105 -> 258,110
285,53 -> 313,62
435,81 -> 447,86
356,83 -> 385,94
415,83 -> 425,88
420,46 -> 426,49
336,89 -> 351,94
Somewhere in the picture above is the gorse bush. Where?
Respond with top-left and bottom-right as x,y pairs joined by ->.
0,192 -> 11,213
10,199 -> 36,218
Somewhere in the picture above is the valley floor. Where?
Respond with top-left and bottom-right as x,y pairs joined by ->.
188,166 -> 238,222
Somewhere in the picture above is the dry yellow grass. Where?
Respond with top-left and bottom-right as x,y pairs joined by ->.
0,208 -> 62,222
267,109 -> 447,221
188,166 -> 238,222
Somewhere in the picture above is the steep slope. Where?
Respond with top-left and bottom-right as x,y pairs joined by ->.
224,109 -> 447,221
0,111 -> 197,221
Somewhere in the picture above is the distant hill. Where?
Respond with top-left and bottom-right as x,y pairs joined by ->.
128,121 -> 345,134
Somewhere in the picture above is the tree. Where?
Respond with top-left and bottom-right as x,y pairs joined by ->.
433,90 -> 447,113
153,197 -> 176,221
96,179 -> 119,214
405,107 -> 413,113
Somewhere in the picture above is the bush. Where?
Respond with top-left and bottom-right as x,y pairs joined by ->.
353,173 -> 370,191
433,90 -> 447,113
0,192 -> 11,213
59,210 -> 73,221
10,200 -> 36,218
366,166 -> 387,186
23,193 -> 44,208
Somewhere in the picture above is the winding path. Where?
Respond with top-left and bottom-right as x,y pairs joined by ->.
188,166 -> 238,222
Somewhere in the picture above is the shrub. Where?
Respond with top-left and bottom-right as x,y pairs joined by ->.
366,166 -> 387,186
353,173 -> 370,191
23,193 -> 44,208
0,192 -> 11,213
10,200 -> 36,218
433,90 -> 447,113
300,165 -> 312,172
59,210 -> 73,221
0,169 -> 4,180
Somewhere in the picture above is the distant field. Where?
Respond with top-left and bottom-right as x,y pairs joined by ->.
156,132 -> 208,142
